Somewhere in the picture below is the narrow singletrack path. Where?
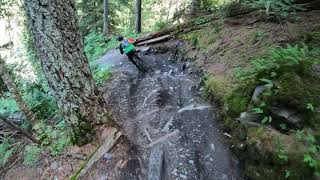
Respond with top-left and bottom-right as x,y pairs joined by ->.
98,42 -> 242,180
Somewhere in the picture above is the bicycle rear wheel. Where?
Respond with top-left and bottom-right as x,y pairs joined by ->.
134,55 -> 152,73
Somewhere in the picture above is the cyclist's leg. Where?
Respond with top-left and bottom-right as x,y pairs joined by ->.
127,52 -> 138,67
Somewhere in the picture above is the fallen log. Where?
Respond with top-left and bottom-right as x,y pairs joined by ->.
135,14 -> 218,44
71,127 -> 122,179
0,115 -> 39,144
136,35 -> 171,46
135,6 -> 257,45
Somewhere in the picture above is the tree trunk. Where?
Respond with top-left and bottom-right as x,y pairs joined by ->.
24,0 -> 112,146
135,0 -> 142,33
103,0 -> 109,36
0,57 -> 38,126
190,0 -> 199,17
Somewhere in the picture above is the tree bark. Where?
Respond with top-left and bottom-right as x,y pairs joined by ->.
0,57 -> 38,126
190,0 -> 199,17
103,0 -> 109,36
24,0 -> 113,146
135,0 -> 142,33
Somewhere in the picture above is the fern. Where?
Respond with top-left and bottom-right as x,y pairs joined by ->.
23,145 -> 42,166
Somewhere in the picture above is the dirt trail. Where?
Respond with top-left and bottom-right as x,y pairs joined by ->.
94,41 -> 242,180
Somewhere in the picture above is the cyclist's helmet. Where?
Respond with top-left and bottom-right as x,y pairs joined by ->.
116,35 -> 124,41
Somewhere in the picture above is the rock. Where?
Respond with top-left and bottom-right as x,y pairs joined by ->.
103,153 -> 113,161
172,168 -> 178,176
50,161 -> 59,170
8,112 -> 25,123
223,133 -> 233,138
139,46 -> 150,54
271,107 -> 303,126
210,144 -> 215,151
237,111 -> 262,123
189,160 -> 194,164
179,174 -> 187,179
221,174 -> 228,180
251,85 -> 267,103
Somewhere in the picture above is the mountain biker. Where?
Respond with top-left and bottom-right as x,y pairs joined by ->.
117,35 -> 144,71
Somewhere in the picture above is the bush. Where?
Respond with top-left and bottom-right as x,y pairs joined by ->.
93,66 -> 112,85
84,32 -> 114,63
23,145 -> 42,166
154,21 -> 168,31
236,44 -> 317,83
0,138 -> 18,166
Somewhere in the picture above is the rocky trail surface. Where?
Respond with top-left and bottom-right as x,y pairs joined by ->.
86,41 -> 242,180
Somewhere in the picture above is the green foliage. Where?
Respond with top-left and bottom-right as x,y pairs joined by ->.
194,17 -> 207,25
251,30 -> 267,43
276,137 -> 289,162
292,130 -> 320,177
182,25 -> 222,49
245,0 -> 304,18
84,32 -> 117,63
84,32 -> 121,84
33,120 -> 70,156
154,21 -> 168,31
93,66 -> 112,85
23,145 -> 42,166
307,103 -> 315,112
235,44 -> 316,83
0,94 -> 19,115
0,138 -> 17,166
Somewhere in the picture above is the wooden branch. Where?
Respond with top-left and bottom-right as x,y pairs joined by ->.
136,35 -> 171,46
71,127 -> 122,179
0,115 -> 40,144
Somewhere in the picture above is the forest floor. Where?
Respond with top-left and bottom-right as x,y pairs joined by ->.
2,9 -> 320,180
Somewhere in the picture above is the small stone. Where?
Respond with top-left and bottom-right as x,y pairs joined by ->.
223,133 -> 232,138
209,158 -> 214,162
103,153 -> 113,160
172,168 -> 178,176
179,174 -> 187,179
119,62 -> 123,65
179,155 -> 186,158
50,161 -> 59,170
189,160 -> 194,164
179,163 -> 183,166
210,144 -> 215,151
221,174 -> 228,180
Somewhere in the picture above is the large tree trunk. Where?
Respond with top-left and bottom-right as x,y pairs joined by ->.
0,57 -> 37,126
103,0 -> 109,36
24,0 -> 112,146
135,0 -> 142,33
